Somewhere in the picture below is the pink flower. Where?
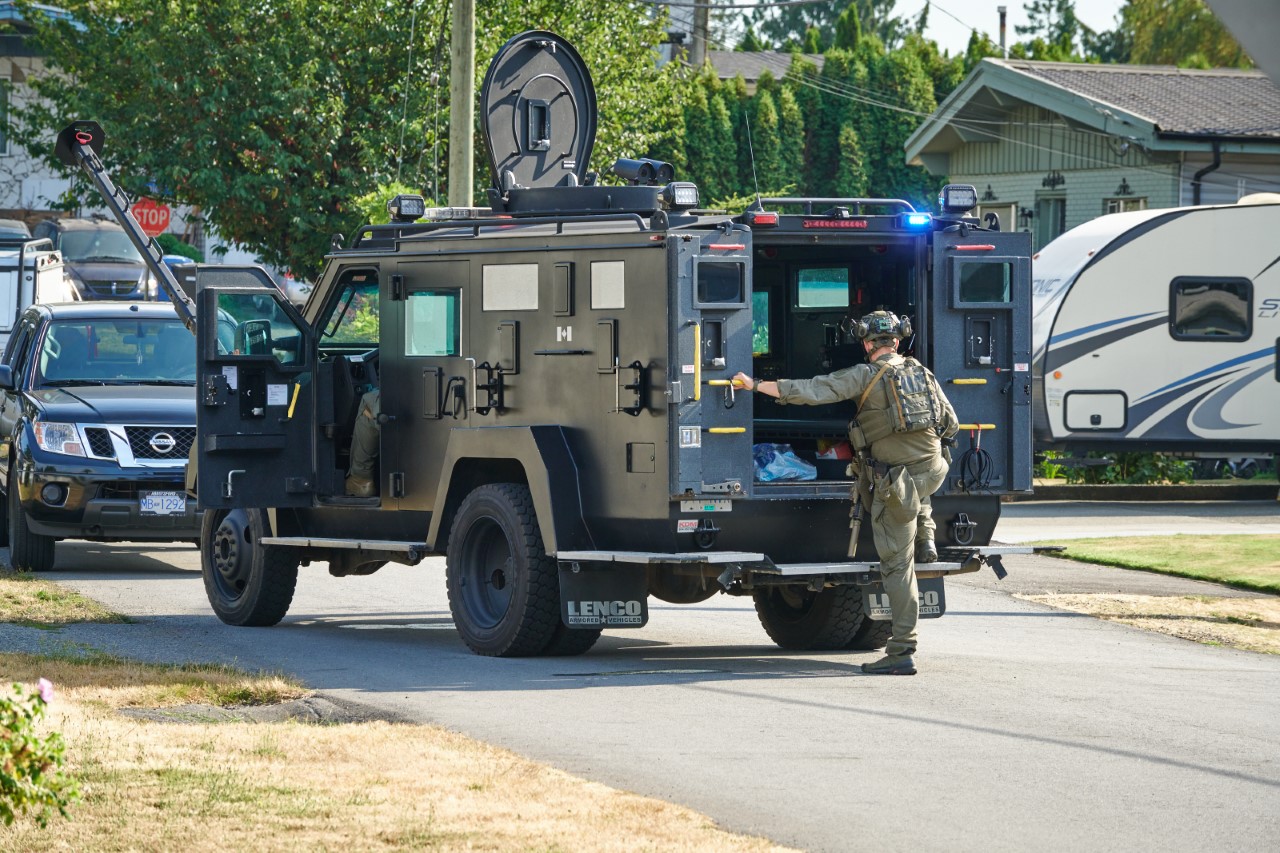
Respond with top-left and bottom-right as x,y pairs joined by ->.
36,678 -> 54,703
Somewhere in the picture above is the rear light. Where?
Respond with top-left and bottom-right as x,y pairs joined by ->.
745,210 -> 778,227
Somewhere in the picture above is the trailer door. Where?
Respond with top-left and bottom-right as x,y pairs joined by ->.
929,229 -> 1033,494
196,284 -> 316,508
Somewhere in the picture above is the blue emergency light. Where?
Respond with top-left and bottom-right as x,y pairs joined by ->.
901,212 -> 932,228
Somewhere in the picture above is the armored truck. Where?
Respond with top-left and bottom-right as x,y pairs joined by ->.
58,31 -> 1037,657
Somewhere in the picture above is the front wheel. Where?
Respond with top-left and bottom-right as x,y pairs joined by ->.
8,467 -> 54,572
753,584 -> 865,650
201,508 -> 299,626
446,483 -> 561,657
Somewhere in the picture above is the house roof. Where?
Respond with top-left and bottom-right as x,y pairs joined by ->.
905,58 -> 1280,167
706,50 -> 824,83
1001,60 -> 1280,139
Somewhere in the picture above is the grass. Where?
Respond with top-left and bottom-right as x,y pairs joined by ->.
1032,534 -> 1280,594
0,572 -> 792,852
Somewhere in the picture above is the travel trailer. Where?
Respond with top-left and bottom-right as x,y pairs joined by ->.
1032,199 -> 1279,456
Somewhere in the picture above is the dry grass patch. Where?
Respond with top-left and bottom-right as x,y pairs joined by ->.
1021,593 -> 1280,655
0,568 -> 128,627
0,654 -> 791,852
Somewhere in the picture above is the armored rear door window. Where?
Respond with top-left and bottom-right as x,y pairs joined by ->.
406,291 -> 460,356
796,268 -> 848,309
1170,277 -> 1251,340
958,262 -> 1012,303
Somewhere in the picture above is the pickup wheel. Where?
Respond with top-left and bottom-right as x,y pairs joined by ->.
446,483 -> 560,657
753,584 -> 863,650
201,508 -> 299,626
7,468 -> 55,572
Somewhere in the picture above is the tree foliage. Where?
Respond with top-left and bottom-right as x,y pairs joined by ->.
1119,0 -> 1251,68
745,0 -> 908,52
11,0 -> 680,280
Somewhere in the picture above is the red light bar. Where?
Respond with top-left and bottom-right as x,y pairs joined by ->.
750,211 -> 779,226
803,219 -> 868,229
953,244 -> 996,251
707,243 -> 746,250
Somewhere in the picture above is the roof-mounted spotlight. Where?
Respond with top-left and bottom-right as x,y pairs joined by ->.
611,157 -> 675,187
939,184 -> 978,214
659,181 -> 699,211
387,193 -> 426,223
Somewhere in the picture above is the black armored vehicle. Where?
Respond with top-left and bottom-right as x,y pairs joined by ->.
61,31 -> 1037,657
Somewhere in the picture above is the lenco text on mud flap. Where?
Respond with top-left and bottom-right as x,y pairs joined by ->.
558,562 -> 649,628
863,577 -> 946,620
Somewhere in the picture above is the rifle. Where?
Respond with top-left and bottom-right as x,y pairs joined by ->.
846,451 -> 872,558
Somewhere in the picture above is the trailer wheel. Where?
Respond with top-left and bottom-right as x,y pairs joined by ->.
8,468 -> 55,572
202,508 -> 299,626
753,584 -> 862,650
446,483 -> 560,657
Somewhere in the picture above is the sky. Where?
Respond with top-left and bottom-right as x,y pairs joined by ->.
897,0 -> 1127,56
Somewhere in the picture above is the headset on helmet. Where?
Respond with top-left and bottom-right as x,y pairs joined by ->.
853,310 -> 912,342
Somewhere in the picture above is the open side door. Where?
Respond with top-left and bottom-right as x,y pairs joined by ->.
929,228 -> 1033,494
196,284 -> 316,508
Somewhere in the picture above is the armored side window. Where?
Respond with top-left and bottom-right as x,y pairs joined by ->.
752,290 -> 771,356
957,262 -> 1012,304
406,290 -> 460,356
215,293 -> 304,366
320,273 -> 380,346
483,263 -> 538,311
1170,277 -> 1251,341
695,262 -> 745,307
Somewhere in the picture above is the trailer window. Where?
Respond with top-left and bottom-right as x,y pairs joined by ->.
406,290 -> 459,356
958,262 -> 1011,303
1171,277 -> 1251,340
796,268 -> 848,309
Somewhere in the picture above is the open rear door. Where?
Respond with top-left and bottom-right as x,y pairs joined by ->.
197,283 -> 316,508
929,229 -> 1033,494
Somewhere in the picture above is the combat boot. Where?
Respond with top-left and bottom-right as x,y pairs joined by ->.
345,475 -> 376,497
861,655 -> 917,675
916,539 -> 938,563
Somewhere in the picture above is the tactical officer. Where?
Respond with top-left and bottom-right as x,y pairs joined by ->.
733,310 -> 959,675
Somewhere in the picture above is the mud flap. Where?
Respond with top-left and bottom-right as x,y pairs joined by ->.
863,576 -> 946,620
558,562 -> 649,628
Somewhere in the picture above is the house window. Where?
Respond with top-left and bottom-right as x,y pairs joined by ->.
1105,197 -> 1146,214
1034,196 -> 1066,250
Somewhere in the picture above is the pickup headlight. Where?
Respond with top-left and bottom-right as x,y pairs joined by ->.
33,422 -> 85,457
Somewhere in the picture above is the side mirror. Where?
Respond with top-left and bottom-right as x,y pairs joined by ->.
0,364 -> 12,391
237,319 -> 273,355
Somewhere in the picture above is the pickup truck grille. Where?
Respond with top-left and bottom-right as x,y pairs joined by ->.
125,426 -> 195,460
83,278 -> 140,297
85,427 -> 116,459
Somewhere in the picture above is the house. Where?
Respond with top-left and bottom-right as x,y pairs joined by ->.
905,59 -> 1280,249
705,51 -> 825,94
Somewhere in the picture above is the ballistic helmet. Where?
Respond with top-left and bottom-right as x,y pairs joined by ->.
854,310 -> 912,345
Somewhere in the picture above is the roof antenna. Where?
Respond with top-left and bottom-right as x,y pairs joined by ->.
744,112 -> 761,208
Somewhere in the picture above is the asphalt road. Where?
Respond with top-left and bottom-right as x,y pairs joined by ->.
5,500 -> 1279,852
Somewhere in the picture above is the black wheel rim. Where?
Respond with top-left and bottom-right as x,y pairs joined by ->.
208,510 -> 252,603
458,514 -> 515,630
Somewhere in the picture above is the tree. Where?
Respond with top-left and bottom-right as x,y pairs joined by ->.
833,123 -> 868,198
834,4 -> 862,51
1014,0 -> 1085,60
746,1 -> 907,52
11,0 -> 681,280
1120,0 -> 1251,68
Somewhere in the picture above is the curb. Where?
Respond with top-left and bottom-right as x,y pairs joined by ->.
1007,483 -> 1279,502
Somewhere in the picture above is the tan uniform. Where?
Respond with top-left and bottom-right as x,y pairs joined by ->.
348,389 -> 381,481
776,352 -> 959,658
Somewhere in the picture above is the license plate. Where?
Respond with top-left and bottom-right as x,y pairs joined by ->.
140,490 -> 186,516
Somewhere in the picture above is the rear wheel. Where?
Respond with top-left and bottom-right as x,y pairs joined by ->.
541,621 -> 603,656
8,468 -> 54,572
446,483 -> 560,657
753,584 -> 864,650
201,508 -> 299,626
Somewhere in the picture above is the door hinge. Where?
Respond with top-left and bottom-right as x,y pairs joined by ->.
391,273 -> 405,301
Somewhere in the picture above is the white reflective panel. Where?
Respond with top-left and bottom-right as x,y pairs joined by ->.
482,263 -> 539,311
591,260 -> 625,310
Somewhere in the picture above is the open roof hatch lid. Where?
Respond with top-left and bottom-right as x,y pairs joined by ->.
481,31 -> 662,216
481,32 -> 595,194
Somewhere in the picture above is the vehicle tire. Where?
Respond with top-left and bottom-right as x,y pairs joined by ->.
541,622 -> 603,656
202,508 -> 299,626
844,615 -> 893,651
0,470 -> 9,549
752,584 -> 864,650
446,483 -> 560,657
7,468 -> 54,572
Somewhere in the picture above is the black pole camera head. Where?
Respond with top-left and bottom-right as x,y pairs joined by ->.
611,157 -> 675,186
55,120 -> 104,166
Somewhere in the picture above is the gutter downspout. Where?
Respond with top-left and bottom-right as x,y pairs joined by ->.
1192,141 -> 1221,205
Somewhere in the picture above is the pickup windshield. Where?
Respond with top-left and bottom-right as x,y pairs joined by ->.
36,318 -> 195,386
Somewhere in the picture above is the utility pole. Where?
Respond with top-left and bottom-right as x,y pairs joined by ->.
448,0 -> 475,207
691,0 -> 709,68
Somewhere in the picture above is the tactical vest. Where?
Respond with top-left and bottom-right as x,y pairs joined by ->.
848,357 -> 940,450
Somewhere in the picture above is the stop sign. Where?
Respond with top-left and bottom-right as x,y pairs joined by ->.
133,197 -> 171,237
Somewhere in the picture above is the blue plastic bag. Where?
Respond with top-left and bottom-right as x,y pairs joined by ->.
753,443 -> 818,482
